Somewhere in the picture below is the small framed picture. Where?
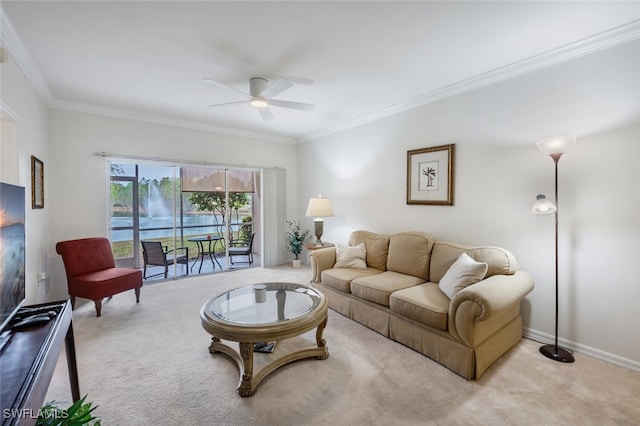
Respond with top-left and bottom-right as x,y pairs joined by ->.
406,144 -> 455,205
31,155 -> 44,209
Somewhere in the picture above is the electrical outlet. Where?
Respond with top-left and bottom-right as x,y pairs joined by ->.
37,272 -> 47,282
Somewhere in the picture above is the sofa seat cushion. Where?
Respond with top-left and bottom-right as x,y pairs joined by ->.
351,271 -> 426,306
389,283 -> 450,330
321,268 -> 382,293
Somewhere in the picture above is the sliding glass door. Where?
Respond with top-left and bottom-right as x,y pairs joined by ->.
109,163 -> 139,268
108,160 -> 260,279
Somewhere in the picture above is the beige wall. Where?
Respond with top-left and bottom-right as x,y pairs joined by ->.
46,109 -> 298,300
297,39 -> 640,367
0,46 -> 50,304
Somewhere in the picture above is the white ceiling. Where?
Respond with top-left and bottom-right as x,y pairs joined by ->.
2,1 -> 640,143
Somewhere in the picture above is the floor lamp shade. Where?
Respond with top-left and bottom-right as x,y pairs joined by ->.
533,136 -> 576,363
536,136 -> 576,159
305,196 -> 334,247
532,194 -> 556,214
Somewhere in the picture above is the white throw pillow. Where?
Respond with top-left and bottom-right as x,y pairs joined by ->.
334,242 -> 367,269
438,252 -> 488,299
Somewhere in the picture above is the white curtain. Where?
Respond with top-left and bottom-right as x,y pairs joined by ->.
261,168 -> 286,266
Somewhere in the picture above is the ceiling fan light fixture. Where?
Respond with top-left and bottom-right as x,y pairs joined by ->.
250,98 -> 268,108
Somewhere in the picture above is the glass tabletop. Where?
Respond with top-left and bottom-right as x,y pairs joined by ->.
208,283 -> 322,325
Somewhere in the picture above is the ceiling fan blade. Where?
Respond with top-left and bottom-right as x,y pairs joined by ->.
258,107 -> 274,121
265,75 -> 314,85
259,78 -> 293,99
207,100 -> 249,108
284,76 -> 314,85
203,78 -> 250,99
267,99 -> 315,111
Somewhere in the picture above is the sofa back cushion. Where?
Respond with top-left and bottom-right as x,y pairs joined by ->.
386,232 -> 435,280
349,230 -> 390,271
429,241 -> 518,282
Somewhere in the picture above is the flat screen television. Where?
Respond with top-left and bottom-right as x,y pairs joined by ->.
0,182 -> 26,332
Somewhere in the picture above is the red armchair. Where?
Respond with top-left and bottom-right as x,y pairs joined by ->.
56,237 -> 143,317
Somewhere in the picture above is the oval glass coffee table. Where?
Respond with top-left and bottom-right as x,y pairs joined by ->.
200,282 -> 329,397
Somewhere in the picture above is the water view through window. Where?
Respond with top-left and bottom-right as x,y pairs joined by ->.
109,162 -> 257,276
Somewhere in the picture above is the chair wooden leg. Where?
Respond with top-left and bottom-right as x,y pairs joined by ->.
70,296 -> 76,309
94,299 -> 102,317
135,287 -> 141,303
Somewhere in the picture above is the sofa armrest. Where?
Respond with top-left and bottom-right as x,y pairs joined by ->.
309,247 -> 337,283
448,270 -> 534,347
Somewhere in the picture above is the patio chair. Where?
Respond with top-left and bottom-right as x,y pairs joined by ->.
141,240 -> 189,279
229,233 -> 255,266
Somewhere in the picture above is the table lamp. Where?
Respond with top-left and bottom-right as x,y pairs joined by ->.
305,196 -> 334,247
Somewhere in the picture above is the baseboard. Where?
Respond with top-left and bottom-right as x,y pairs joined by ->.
523,328 -> 640,373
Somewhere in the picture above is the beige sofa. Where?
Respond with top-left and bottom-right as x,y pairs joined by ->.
309,230 -> 534,379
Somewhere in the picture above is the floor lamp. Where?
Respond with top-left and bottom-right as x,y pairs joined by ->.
532,135 -> 576,363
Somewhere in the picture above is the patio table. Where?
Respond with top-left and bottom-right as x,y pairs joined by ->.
189,235 -> 224,273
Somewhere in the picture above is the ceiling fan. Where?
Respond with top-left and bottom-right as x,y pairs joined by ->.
204,77 -> 315,121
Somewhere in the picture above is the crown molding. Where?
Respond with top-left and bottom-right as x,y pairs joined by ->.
3,3 -> 639,146
50,99 -> 296,144
1,5 -> 294,145
1,100 -> 20,121
0,5 -> 54,104
299,19 -> 640,143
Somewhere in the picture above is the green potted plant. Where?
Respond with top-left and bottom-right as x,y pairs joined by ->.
286,220 -> 310,268
37,395 -> 100,425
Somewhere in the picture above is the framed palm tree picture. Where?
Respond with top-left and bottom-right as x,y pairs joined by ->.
406,144 -> 455,205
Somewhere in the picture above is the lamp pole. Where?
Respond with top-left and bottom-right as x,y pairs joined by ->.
539,152 -> 575,363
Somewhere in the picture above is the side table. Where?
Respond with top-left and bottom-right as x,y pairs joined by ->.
304,242 -> 334,264
305,242 -> 335,251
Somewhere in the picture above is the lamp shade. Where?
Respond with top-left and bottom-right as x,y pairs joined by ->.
532,193 -> 557,214
305,196 -> 334,218
536,136 -> 576,156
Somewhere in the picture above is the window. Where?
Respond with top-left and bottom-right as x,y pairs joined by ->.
109,161 -> 262,279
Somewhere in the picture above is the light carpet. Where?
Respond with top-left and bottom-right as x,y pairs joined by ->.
45,266 -> 640,425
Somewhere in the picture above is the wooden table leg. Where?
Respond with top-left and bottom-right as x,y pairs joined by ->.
315,316 -> 329,359
65,319 -> 81,402
238,342 -> 254,397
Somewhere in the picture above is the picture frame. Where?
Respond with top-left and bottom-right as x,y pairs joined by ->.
31,155 -> 44,209
406,144 -> 455,205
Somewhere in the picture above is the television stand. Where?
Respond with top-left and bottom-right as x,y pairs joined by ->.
0,300 -> 80,426
11,315 -> 52,331
0,330 -> 11,352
